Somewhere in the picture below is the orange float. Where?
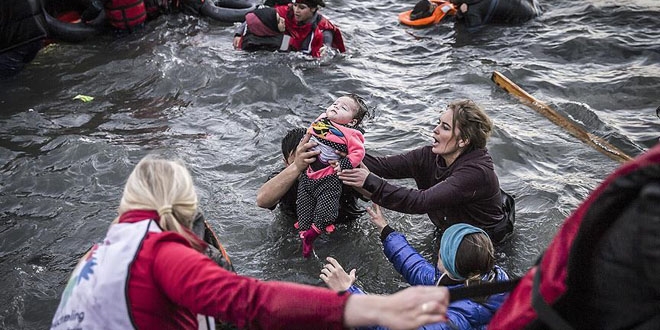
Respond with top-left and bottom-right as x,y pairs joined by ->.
398,0 -> 456,27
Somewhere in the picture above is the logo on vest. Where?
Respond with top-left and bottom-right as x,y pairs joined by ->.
59,244 -> 99,307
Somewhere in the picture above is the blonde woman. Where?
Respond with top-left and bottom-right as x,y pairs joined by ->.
51,155 -> 450,330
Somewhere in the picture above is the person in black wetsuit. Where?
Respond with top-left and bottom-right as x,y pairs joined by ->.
450,0 -> 542,32
0,0 -> 48,78
256,127 -> 365,224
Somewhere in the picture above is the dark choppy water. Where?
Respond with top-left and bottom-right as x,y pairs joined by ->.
1,0 -> 659,328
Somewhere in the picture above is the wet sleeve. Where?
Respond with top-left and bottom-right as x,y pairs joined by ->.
382,232 -> 440,286
362,148 -> 425,179
153,242 -> 349,329
322,30 -> 333,46
363,162 -> 486,214
234,22 -> 247,37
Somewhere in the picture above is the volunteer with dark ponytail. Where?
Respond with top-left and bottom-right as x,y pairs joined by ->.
50,155 -> 451,330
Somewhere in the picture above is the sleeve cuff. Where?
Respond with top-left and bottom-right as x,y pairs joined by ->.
363,173 -> 381,193
380,225 -> 395,242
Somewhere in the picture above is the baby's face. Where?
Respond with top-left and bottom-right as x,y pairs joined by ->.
276,13 -> 286,32
326,96 -> 359,125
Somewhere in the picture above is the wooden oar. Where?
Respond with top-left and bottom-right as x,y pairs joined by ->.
490,71 -> 633,163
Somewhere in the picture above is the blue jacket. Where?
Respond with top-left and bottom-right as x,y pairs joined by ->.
350,231 -> 509,330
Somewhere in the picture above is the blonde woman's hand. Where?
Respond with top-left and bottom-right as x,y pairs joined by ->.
320,257 -> 356,292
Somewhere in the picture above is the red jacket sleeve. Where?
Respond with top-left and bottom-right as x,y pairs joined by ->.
152,241 -> 350,330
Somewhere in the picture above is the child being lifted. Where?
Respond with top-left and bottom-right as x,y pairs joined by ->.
296,94 -> 369,258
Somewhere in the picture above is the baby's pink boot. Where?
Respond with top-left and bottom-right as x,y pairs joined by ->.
300,224 -> 322,258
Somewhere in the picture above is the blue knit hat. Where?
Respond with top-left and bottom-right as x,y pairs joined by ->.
440,223 -> 488,281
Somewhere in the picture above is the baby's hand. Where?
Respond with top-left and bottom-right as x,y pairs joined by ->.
329,160 -> 341,173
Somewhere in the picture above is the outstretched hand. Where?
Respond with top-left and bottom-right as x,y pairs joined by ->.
320,257 -> 356,292
336,166 -> 370,188
366,204 -> 388,232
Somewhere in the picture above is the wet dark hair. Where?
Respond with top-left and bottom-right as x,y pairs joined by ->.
344,93 -> 370,127
447,99 -> 493,152
410,0 -> 434,20
281,127 -> 306,160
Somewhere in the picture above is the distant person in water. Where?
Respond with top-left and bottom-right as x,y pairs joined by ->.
0,0 -> 47,78
450,0 -> 541,32
297,94 -> 369,258
233,0 -> 345,57
233,7 -> 288,52
409,0 -> 438,20
280,0 -> 345,57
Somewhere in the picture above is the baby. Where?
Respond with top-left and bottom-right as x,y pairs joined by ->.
234,7 -> 289,52
296,94 -> 369,258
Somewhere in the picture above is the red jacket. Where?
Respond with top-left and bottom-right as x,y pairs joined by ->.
489,144 -> 660,329
275,4 -> 345,57
120,210 -> 349,329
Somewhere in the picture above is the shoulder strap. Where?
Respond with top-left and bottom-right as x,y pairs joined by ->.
448,278 -> 520,302
531,267 -> 574,330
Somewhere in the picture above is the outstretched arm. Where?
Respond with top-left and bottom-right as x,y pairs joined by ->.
320,256 -> 356,292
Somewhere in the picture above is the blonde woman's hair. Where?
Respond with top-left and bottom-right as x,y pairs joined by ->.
117,156 -> 202,251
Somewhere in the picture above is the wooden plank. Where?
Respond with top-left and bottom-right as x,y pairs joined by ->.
491,71 -> 632,163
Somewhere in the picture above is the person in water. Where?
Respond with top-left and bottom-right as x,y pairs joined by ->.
450,0 -> 541,32
233,7 -> 288,52
297,94 -> 369,258
257,127 -> 365,223
277,0 -> 346,57
50,155 -> 452,329
321,204 -> 509,329
338,99 -> 513,243
0,0 -> 47,78
410,0 -> 438,20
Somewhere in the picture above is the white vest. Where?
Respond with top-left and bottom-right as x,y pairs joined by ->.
51,220 -> 215,330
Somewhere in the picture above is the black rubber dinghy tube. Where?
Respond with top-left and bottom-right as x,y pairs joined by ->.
200,0 -> 257,23
43,8 -> 105,43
